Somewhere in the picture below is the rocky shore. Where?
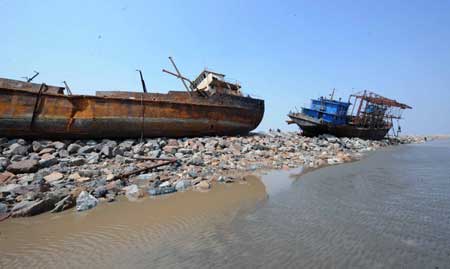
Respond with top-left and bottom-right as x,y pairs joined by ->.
0,133 -> 427,219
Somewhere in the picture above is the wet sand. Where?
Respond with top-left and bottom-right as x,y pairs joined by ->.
0,176 -> 266,268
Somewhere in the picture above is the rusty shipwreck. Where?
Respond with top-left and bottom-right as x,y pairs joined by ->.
287,90 -> 411,140
0,63 -> 264,139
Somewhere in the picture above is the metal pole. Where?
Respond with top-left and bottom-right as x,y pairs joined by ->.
27,71 -> 40,82
168,56 -> 192,96
356,90 -> 366,125
62,81 -> 73,95
162,69 -> 194,86
136,69 -> 148,93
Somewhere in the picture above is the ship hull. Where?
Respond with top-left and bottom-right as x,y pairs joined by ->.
288,113 -> 390,140
0,87 -> 264,139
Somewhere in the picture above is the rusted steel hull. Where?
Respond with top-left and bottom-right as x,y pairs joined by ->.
288,113 -> 390,140
0,87 -> 264,139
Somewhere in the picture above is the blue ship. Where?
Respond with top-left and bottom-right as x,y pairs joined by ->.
287,90 -> 411,140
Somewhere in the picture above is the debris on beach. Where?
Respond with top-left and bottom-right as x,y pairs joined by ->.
0,133 -> 428,218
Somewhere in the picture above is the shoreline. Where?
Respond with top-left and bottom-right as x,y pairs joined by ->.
0,132 -> 432,220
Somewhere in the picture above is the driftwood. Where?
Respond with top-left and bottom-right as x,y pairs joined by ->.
114,159 -> 177,181
132,156 -> 176,162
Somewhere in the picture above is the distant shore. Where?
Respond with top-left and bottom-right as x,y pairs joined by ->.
0,132 -> 431,220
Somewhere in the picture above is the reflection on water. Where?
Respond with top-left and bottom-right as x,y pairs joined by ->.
1,140 -> 450,268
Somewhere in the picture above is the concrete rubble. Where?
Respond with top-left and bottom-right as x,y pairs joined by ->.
0,133 -> 429,218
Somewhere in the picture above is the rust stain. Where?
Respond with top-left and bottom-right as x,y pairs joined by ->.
0,77 -> 264,139
66,97 -> 90,131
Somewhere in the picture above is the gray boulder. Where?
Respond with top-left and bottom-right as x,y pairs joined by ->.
39,155 -> 58,168
11,193 -> 63,217
52,141 -> 66,150
32,141 -> 43,152
78,145 -> 95,155
68,157 -> 85,166
175,180 -> 191,191
0,202 -> 7,214
10,144 -> 30,156
0,157 -> 10,170
86,152 -> 100,164
0,183 -> 22,194
124,184 -> 142,201
6,159 -> 39,174
94,186 -> 108,198
100,145 -> 113,158
67,143 -> 82,154
76,191 -> 99,211
58,149 -> 69,158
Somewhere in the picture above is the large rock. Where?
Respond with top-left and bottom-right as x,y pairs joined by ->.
118,140 -> 135,151
38,148 -> 56,155
188,153 -> 204,166
68,172 -> 81,181
132,143 -> 145,155
100,145 -> 113,158
32,141 -> 43,152
76,191 -> 98,211
10,155 -> 23,162
0,157 -> 10,170
67,157 -> 85,166
93,186 -> 108,198
51,194 -> 76,213
86,152 -> 100,164
0,171 -> 15,184
76,177 -> 91,183
11,144 -> 30,156
123,184 -> 144,201
196,181 -> 211,191
11,193 -> 63,217
67,143 -> 82,154
11,200 -> 34,213
148,186 -> 177,196
39,154 -> 58,168
52,141 -> 66,150
58,149 -> 69,158
6,160 -> 39,174
78,146 -> 95,155
175,179 -> 191,191
44,172 -> 64,183
159,181 -> 171,188
0,202 -> 7,214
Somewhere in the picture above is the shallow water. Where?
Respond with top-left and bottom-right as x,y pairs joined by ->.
1,140 -> 450,268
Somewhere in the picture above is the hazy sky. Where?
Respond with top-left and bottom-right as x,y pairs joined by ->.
1,0 -> 449,135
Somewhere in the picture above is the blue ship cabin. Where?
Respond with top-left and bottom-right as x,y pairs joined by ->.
302,98 -> 350,125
